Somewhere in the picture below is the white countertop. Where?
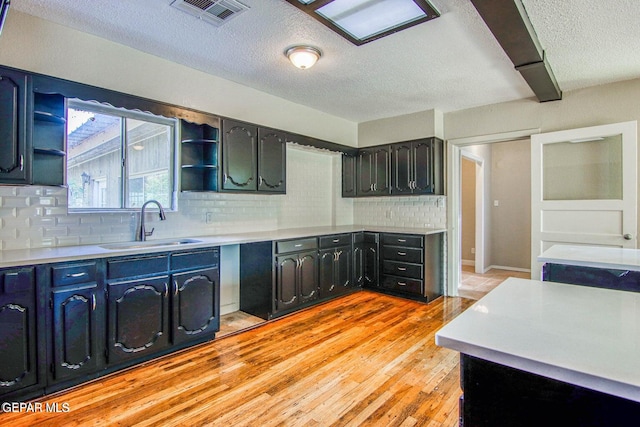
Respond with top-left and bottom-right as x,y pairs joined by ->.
538,244 -> 640,271
436,277 -> 640,402
0,225 -> 445,268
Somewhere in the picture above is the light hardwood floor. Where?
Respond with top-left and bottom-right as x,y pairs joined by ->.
0,291 -> 474,426
458,265 -> 530,300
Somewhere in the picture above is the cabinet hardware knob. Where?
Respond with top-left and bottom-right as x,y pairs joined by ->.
164,283 -> 168,295
19,155 -> 24,171
332,239 -> 340,243
398,239 -> 406,243
294,244 -> 302,247
624,233 -> 633,240
223,173 -> 228,183
397,252 -> 407,256
397,282 -> 407,286
92,294 -> 96,311
174,281 -> 179,296
397,267 -> 407,271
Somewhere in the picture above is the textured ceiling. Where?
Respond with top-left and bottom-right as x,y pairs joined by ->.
9,0 -> 640,123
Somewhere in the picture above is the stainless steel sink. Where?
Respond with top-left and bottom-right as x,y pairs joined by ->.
99,238 -> 202,250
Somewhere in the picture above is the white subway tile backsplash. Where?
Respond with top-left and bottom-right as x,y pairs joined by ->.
0,146 -> 447,250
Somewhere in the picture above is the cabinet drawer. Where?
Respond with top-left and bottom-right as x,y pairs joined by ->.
383,260 -> 423,279
363,232 -> 379,244
382,246 -> 423,264
381,233 -> 423,248
319,234 -> 351,249
170,248 -> 219,271
380,275 -> 423,295
51,262 -> 97,287
1,268 -> 34,294
276,238 -> 317,254
107,255 -> 169,280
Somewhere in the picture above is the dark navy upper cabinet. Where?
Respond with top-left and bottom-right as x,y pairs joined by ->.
257,127 -> 286,193
222,119 -> 258,192
222,119 -> 287,194
391,138 -> 442,195
357,146 -> 391,196
0,67 -> 29,184
344,138 -> 443,198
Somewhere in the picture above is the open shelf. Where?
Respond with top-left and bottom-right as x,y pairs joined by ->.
32,93 -> 66,186
180,120 -> 220,192
34,110 -> 67,125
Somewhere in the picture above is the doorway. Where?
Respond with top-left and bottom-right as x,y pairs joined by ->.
447,129 -> 540,297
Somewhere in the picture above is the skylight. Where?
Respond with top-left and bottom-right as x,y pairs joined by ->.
286,0 -> 440,45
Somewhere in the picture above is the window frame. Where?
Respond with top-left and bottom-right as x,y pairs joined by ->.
66,99 -> 179,213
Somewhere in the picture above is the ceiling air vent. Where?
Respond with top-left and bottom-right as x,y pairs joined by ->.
171,0 -> 249,26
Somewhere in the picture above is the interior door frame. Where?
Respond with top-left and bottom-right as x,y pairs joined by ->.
460,151 -> 485,273
446,128 -> 540,296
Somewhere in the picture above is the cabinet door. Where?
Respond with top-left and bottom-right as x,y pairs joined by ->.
172,267 -> 219,345
364,243 -> 379,288
298,251 -> 318,304
392,143 -> 413,194
342,154 -> 357,197
353,244 -> 364,287
0,68 -> 28,183
258,127 -> 286,193
275,254 -> 299,312
0,268 -> 38,394
373,146 -> 391,195
51,284 -> 103,382
107,276 -> 169,365
412,139 -> 434,194
318,249 -> 336,298
222,119 -> 257,191
335,246 -> 352,292
357,149 -> 375,195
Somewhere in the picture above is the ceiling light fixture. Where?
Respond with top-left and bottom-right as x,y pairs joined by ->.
285,0 -> 440,46
285,45 -> 322,69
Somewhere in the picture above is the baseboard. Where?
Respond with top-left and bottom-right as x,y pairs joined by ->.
461,259 -> 475,267
486,265 -> 531,273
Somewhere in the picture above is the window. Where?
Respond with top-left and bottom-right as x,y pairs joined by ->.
67,99 -> 177,210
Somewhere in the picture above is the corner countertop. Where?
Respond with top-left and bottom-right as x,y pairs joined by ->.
435,277 -> 640,402
0,225 -> 446,268
538,244 -> 640,271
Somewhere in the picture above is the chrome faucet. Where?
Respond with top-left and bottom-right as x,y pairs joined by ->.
137,200 -> 166,241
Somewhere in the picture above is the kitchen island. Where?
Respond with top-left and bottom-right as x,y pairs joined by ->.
538,245 -> 640,292
436,277 -> 640,426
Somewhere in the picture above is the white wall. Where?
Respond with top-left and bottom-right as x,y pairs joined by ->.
0,10 -> 357,147
461,158 -> 476,263
358,109 -> 444,147
489,140 -> 531,270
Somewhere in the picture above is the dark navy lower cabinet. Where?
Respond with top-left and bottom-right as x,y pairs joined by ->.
50,284 -> 105,383
460,354 -> 640,427
172,267 -> 220,345
43,260 -> 105,385
107,276 -> 171,366
542,263 -> 640,292
0,267 -> 43,400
